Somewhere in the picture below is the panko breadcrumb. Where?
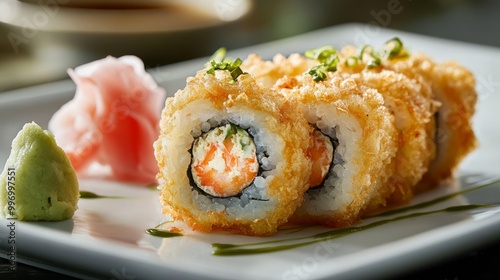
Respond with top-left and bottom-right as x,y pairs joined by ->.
274,74 -> 398,227
154,69 -> 312,236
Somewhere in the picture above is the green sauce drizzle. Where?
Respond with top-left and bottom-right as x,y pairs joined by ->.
146,183 -> 159,191
141,177 -> 500,253
79,190 -> 126,199
212,204 -> 499,256
368,177 -> 500,218
212,177 -> 500,256
145,220 -> 182,238
146,228 -> 183,238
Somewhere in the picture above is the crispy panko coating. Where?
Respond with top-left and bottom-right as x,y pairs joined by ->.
154,69 -> 312,236
335,70 -> 438,208
242,44 -> 477,215
157,40 -> 478,235
275,75 -> 398,227
338,46 -> 477,192
396,57 -> 477,192
241,53 -> 316,88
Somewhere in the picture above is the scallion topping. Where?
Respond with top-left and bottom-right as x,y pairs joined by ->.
358,45 -> 376,59
304,46 -> 339,81
366,55 -> 381,69
358,44 -> 382,69
307,65 -> 329,82
208,47 -> 227,64
206,47 -> 247,83
303,37 -> 411,81
305,46 -> 337,62
383,37 -> 409,59
345,56 -> 359,67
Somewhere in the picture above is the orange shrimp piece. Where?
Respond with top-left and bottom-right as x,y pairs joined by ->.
307,130 -> 334,188
191,125 -> 258,197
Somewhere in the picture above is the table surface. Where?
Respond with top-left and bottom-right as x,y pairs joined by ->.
2,0 -> 500,279
2,237 -> 500,280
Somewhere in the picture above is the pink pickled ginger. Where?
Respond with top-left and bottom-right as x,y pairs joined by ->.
48,55 -> 166,184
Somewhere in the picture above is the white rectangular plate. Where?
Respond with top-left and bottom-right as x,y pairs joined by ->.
1,23 -> 500,280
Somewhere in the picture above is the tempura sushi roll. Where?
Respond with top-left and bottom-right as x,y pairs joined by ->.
243,49 -> 437,207
338,42 -> 478,192
297,45 -> 439,205
324,39 -> 477,195
274,75 -> 398,227
389,56 -> 478,192
332,70 -> 438,206
154,67 -> 312,236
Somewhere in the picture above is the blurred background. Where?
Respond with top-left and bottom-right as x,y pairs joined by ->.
1,1 -> 500,279
0,0 -> 499,92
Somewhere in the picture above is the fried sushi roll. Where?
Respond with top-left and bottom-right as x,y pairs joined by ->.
154,68 -> 312,236
338,42 -> 478,192
386,56 -> 477,192
333,70 -> 438,207
300,46 -> 439,205
274,75 -> 398,227
243,50 -> 437,208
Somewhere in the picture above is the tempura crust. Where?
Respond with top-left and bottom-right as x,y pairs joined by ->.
380,53 -> 478,191
415,59 -> 478,191
154,69 -> 312,236
156,41 -> 478,234
274,75 -> 398,227
241,53 -> 316,88
336,70 -> 438,206
338,46 -> 477,191
243,51 -> 440,208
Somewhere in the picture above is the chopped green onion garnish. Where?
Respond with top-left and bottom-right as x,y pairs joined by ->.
384,37 -> 409,59
304,37 -> 410,80
206,47 -> 247,83
305,46 -> 337,63
345,56 -> 359,67
208,47 -> 227,64
366,55 -> 381,69
358,44 -> 382,69
358,45 -> 376,59
324,55 -> 340,72
304,46 -> 339,82
307,65 -> 329,82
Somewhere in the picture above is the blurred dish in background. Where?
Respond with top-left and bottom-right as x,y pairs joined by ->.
0,0 -> 252,92
3,0 -> 252,33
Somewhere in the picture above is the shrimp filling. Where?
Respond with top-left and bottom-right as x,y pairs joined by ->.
190,123 -> 259,198
307,129 -> 335,188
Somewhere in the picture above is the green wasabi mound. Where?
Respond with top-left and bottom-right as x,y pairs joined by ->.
0,122 -> 79,221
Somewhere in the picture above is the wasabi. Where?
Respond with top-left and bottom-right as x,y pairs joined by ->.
0,122 -> 79,221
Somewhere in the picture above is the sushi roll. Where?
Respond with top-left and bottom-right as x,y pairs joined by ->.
154,66 -> 312,236
338,40 -> 478,192
274,74 -> 398,227
388,56 -> 477,192
242,48 -> 437,209
339,70 -> 438,206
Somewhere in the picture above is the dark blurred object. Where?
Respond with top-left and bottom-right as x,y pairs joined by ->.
0,0 -> 498,92
0,0 -> 251,92
403,0 -> 500,48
